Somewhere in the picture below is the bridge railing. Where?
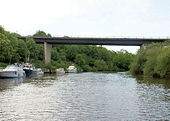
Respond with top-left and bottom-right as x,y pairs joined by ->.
51,35 -> 170,39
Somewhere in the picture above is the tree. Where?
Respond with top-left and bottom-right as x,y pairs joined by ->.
130,41 -> 170,78
75,54 -> 86,67
130,48 -> 146,74
0,26 -> 19,63
0,26 -> 136,73
33,30 -> 51,37
65,45 -> 78,61
155,48 -> 170,77
51,47 -> 59,61
26,38 -> 40,62
17,39 -> 27,62
113,49 -> 134,71
94,60 -> 108,71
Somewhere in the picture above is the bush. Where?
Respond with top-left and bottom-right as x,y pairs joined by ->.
130,41 -> 170,78
154,47 -> 170,77
0,62 -> 8,68
82,65 -> 92,72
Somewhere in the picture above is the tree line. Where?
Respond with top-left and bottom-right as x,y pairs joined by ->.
0,26 -> 135,72
130,41 -> 170,78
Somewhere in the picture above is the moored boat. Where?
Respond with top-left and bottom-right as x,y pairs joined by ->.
67,65 -> 77,73
0,64 -> 25,78
56,68 -> 65,74
36,68 -> 44,75
22,63 -> 37,76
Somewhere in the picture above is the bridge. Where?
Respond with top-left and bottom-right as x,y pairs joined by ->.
17,36 -> 168,64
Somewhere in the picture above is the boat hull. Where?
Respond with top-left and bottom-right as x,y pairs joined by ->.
67,65 -> 77,73
67,69 -> 77,73
0,71 -> 25,78
24,69 -> 37,76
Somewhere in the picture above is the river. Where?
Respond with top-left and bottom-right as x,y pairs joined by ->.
0,72 -> 169,120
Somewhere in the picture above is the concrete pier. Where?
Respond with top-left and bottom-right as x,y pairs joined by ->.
140,44 -> 146,49
44,42 -> 52,64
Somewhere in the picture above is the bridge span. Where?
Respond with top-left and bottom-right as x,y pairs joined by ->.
17,36 -> 168,64
18,36 -> 166,46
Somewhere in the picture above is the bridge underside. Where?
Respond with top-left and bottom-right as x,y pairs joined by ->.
18,36 -> 167,64
18,37 -> 166,46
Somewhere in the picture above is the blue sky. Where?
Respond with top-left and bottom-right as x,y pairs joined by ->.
0,0 -> 170,53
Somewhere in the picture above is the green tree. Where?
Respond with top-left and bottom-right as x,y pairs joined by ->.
33,30 -> 51,37
65,45 -> 78,61
154,47 -> 170,77
17,39 -> 27,62
130,41 -> 170,78
114,50 -> 134,71
26,38 -> 40,62
51,47 -> 59,61
75,54 -> 86,67
94,60 -> 108,71
130,48 -> 146,74
0,26 -> 19,63
0,26 -> 136,73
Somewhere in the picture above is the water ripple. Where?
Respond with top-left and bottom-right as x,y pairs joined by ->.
0,72 -> 169,120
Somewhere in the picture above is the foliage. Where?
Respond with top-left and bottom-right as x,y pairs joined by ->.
130,48 -> 146,74
33,30 -> 51,37
154,47 -> 170,77
130,41 -> 170,78
0,26 -> 23,63
0,26 -> 135,73
25,38 -> 41,62
0,62 -> 8,68
94,60 -> 108,71
113,49 -> 134,71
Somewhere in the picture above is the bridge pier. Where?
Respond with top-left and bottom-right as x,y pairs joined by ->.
140,44 -> 146,49
140,44 -> 143,49
44,42 -> 52,64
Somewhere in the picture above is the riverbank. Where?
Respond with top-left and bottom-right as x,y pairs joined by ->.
0,61 -> 127,74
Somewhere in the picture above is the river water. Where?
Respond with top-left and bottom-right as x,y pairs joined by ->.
0,72 -> 169,120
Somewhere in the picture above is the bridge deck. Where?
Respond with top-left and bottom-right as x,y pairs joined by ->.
17,36 -> 167,46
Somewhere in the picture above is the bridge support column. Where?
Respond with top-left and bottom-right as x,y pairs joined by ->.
44,42 -> 52,64
140,44 -> 144,49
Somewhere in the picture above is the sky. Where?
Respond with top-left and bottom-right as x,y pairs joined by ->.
0,0 -> 170,53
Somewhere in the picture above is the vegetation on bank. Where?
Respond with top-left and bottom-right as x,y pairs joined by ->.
130,41 -> 170,78
0,26 -> 135,72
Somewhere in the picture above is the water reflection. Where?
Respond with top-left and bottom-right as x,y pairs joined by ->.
25,74 -> 61,88
133,74 -> 170,89
26,73 -> 44,79
0,74 -> 56,91
131,74 -> 170,120
0,78 -> 25,91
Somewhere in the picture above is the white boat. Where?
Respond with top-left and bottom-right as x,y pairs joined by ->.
56,68 -> 65,74
0,64 -> 25,78
67,65 -> 77,73
22,63 -> 37,76
36,68 -> 44,75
